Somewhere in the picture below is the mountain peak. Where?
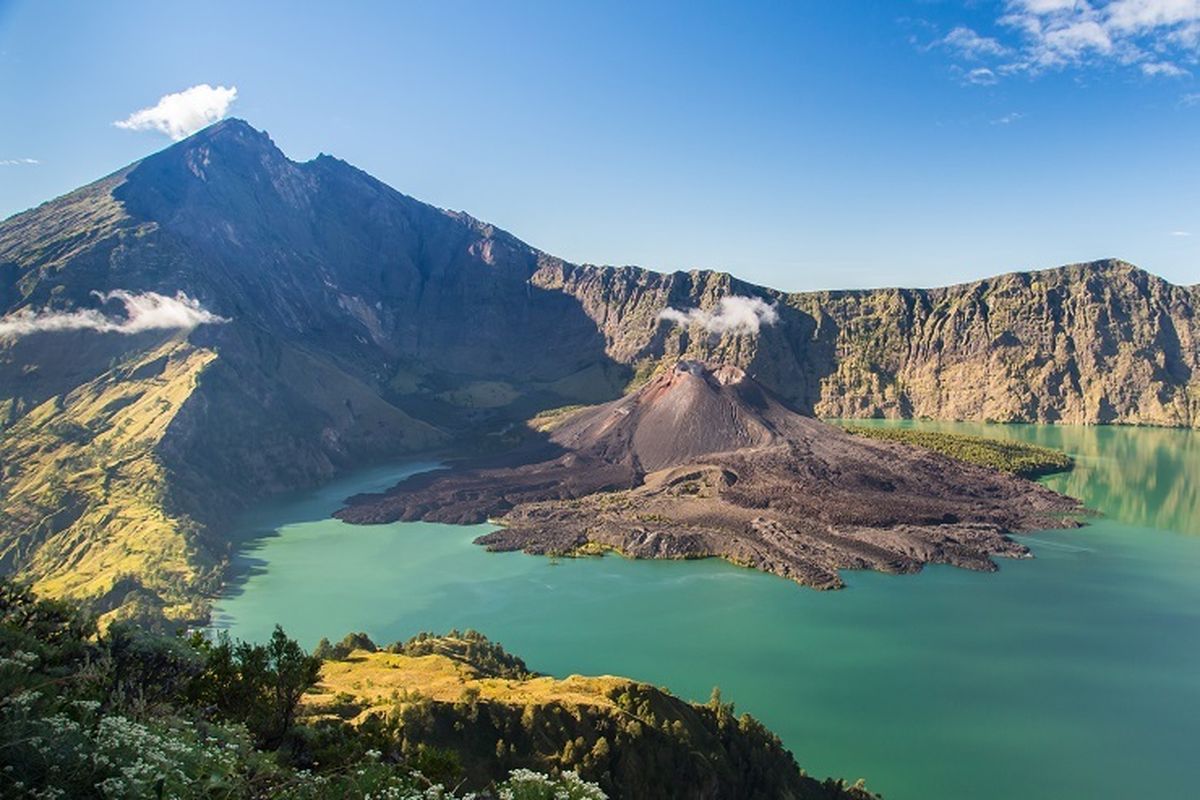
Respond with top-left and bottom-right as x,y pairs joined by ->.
547,359 -> 810,472
131,117 -> 287,180
112,116 -> 311,223
183,117 -> 272,147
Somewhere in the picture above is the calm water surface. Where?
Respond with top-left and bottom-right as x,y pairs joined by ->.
213,423 -> 1200,800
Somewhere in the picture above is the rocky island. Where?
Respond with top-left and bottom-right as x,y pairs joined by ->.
337,361 -> 1081,588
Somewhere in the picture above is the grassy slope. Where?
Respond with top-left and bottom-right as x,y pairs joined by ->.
840,424 -> 1074,478
0,329 -> 451,627
311,650 -> 632,723
0,339 -> 216,624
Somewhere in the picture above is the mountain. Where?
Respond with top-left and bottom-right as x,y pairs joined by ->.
338,361 -> 1078,589
0,118 -> 1195,622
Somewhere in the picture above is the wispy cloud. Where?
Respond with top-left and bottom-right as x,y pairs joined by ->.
1170,230 -> 1192,236
964,66 -> 1000,85
0,291 -> 228,339
992,111 -> 1026,124
1142,60 -> 1190,76
114,84 -> 238,140
924,1 -> 1200,82
0,158 -> 39,166
940,26 -> 1012,58
1180,91 -> 1200,105
659,296 -> 780,336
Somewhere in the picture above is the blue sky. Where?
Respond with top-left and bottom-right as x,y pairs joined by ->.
1,0 -> 1197,291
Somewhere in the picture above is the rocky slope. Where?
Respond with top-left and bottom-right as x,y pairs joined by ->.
535,259 -> 1200,425
338,361 -> 1080,588
0,118 -> 1193,619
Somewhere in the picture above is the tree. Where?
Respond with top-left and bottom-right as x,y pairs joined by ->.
188,625 -> 320,746
313,637 -> 336,661
267,624 -> 322,741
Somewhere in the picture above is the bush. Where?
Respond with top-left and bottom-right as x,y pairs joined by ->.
497,769 -> 606,800
315,631 -> 378,661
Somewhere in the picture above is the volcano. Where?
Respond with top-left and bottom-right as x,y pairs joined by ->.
337,361 -> 1079,588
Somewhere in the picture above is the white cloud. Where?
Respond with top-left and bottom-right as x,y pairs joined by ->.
1182,91 -> 1200,104
1106,0 -> 1200,32
1020,0 -> 1085,12
0,158 -> 39,166
992,111 -> 1026,124
114,84 -> 238,140
0,291 -> 228,339
965,67 -> 1000,84
1170,229 -> 1192,235
941,26 -> 1011,58
659,295 -> 780,336
1040,19 -> 1114,60
1141,60 -> 1190,75
930,0 -> 1200,80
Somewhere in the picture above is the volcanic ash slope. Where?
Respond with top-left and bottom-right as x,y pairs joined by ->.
337,361 -> 1080,588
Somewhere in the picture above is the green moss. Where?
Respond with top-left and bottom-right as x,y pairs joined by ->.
526,404 -> 589,432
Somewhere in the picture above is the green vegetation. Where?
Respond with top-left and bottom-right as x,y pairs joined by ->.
384,630 -> 532,679
313,632 -> 379,662
308,635 -> 875,800
840,424 -> 1073,478
0,342 -> 219,628
0,579 -> 873,799
526,404 -> 589,433
623,357 -> 664,394
0,578 -> 603,799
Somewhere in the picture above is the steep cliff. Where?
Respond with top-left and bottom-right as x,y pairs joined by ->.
536,259 -> 1200,426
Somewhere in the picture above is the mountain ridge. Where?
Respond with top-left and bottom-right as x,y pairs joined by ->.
1,119 -> 1196,622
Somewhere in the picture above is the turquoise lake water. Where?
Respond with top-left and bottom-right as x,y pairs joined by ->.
212,422 -> 1200,800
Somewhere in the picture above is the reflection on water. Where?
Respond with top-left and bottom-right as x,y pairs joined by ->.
842,420 -> 1199,535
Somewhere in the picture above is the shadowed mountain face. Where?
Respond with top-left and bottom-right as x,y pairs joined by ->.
338,361 -> 1079,589
0,119 -> 1194,621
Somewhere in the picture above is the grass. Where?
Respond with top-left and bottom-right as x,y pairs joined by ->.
307,649 -> 631,725
623,357 -> 663,393
526,403 -> 590,432
0,340 -> 216,625
840,424 -> 1073,478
